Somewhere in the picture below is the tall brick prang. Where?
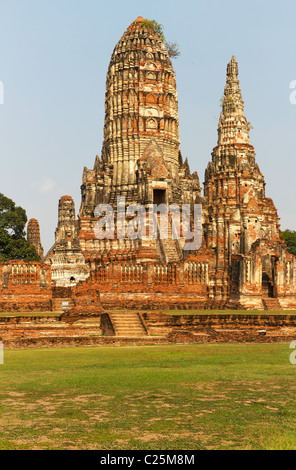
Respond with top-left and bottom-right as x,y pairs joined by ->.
203,56 -> 296,308
77,17 -> 200,266
27,218 -> 44,258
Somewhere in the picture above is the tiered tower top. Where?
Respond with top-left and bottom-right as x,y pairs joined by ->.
101,17 -> 180,194
218,56 -> 251,147
204,56 -> 265,205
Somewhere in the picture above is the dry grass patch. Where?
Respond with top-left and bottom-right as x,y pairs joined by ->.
0,343 -> 296,449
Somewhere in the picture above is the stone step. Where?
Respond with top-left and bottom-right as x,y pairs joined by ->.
112,321 -> 144,326
162,245 -> 179,260
262,298 -> 282,310
114,330 -> 145,336
156,214 -> 181,263
110,317 -> 144,323
112,323 -> 145,330
108,312 -> 148,337
113,324 -> 144,329
111,326 -> 145,331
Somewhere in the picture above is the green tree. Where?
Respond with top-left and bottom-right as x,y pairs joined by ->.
281,229 -> 296,256
165,41 -> 181,59
141,19 -> 165,42
0,193 -> 40,262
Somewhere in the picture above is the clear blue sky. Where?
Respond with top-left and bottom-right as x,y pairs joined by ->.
0,0 -> 295,252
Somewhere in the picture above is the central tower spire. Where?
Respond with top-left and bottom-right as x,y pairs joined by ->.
101,17 -> 180,201
78,18 -> 200,262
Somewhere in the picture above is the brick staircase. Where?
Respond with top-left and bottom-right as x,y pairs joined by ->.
162,239 -> 180,262
262,298 -> 282,310
157,213 -> 181,263
108,312 -> 148,337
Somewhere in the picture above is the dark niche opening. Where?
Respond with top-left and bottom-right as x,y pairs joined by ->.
153,189 -> 166,206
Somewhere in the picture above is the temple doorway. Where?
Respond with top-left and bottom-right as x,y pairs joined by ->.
153,189 -> 166,206
262,256 -> 276,298
262,272 -> 274,298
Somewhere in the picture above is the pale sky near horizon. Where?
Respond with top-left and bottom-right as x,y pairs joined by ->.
0,0 -> 296,252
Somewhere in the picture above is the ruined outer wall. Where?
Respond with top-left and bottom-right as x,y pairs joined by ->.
142,311 -> 296,341
0,261 -> 52,312
79,258 -> 211,309
1,312 -> 296,349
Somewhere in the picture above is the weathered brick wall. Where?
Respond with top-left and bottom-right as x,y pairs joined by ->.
0,261 -> 52,312
143,312 -> 296,330
142,311 -> 296,342
1,312 -> 296,349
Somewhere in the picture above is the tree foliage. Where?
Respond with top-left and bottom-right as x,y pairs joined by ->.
141,19 -> 180,59
141,19 -> 165,42
164,41 -> 181,59
281,229 -> 296,256
0,193 -> 40,262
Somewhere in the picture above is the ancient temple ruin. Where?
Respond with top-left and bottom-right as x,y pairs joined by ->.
202,56 -> 296,309
71,17 -> 296,310
72,16 -> 207,310
3,17 -> 295,313
47,195 -> 89,287
78,16 -> 200,269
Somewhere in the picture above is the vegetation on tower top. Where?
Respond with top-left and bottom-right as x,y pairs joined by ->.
140,19 -> 180,59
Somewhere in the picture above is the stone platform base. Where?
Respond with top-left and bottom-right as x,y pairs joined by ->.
0,311 -> 295,349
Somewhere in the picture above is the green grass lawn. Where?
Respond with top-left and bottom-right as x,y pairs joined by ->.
0,343 -> 296,450
0,344 -> 296,450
